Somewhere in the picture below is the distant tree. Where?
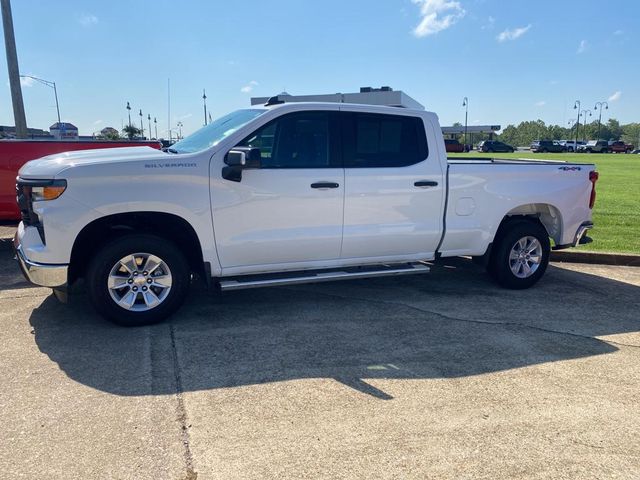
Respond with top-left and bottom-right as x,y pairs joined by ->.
122,125 -> 141,140
622,123 -> 640,147
100,127 -> 120,140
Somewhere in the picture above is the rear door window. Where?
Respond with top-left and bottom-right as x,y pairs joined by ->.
342,112 -> 428,168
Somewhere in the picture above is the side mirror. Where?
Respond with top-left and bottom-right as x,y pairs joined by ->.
222,147 -> 261,182
224,147 -> 261,168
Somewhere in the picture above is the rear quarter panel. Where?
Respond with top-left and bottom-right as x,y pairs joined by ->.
441,162 -> 595,256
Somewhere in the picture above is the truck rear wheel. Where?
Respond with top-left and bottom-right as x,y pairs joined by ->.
87,234 -> 190,326
488,221 -> 550,289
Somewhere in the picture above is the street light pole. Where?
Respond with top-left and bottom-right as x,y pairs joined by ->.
20,75 -> 61,125
203,89 -> 208,126
462,97 -> 468,151
578,109 -> 592,142
567,119 -> 577,146
154,117 -> 157,139
594,101 -> 609,140
139,109 -> 144,138
177,121 -> 183,140
126,102 -> 131,128
573,100 -> 581,147
148,114 -> 152,139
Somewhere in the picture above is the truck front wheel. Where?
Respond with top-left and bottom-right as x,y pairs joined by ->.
86,234 -> 190,326
488,221 -> 550,289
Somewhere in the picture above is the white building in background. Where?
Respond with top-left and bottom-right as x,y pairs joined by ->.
50,122 -> 78,140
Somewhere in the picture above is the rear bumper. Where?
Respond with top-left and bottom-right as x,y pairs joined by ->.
552,221 -> 594,251
13,232 -> 68,287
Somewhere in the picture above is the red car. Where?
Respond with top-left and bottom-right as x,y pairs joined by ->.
609,141 -> 634,153
0,140 -> 161,221
444,138 -> 465,153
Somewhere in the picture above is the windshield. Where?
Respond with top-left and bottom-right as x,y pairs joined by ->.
170,109 -> 266,154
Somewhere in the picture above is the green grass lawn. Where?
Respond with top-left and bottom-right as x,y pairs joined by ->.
448,152 -> 640,254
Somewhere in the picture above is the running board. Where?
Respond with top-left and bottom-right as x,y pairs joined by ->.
218,263 -> 430,291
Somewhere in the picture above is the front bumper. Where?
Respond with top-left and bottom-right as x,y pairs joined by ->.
13,232 -> 68,287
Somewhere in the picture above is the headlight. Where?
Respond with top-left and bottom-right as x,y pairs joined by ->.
18,179 -> 67,202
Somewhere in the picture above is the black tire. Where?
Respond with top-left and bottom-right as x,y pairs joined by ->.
87,234 -> 190,326
509,148 -> 515,153
488,220 -> 550,289
541,148 -> 548,153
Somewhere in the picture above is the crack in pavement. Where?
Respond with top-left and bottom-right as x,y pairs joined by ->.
170,323 -> 197,479
283,287 -> 640,350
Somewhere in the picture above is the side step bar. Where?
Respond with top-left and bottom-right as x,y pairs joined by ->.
219,263 -> 430,291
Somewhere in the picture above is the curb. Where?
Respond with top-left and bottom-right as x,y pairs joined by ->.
551,250 -> 640,267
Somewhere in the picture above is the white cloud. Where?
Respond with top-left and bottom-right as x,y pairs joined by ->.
613,29 -> 623,36
78,14 -> 98,27
608,91 -> 621,102
535,101 -> 546,107
577,39 -> 587,54
411,0 -> 466,37
240,80 -> 259,94
497,24 -> 531,42
93,119 -> 103,125
549,79 -> 559,85
177,113 -> 193,120
19,76 -> 35,87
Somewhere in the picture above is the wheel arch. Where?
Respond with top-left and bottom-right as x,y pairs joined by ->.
496,203 -> 563,245
69,211 -> 205,285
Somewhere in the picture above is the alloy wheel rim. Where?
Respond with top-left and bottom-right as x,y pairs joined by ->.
108,253 -> 172,311
508,236 -> 542,279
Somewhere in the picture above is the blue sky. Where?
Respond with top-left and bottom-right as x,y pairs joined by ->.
1,0 -> 637,136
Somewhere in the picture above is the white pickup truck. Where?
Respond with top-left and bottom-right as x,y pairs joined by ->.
14,92 -> 598,326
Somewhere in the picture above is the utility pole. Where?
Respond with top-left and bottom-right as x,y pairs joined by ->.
148,113 -> 152,139
139,109 -> 144,138
573,100 -> 581,147
578,109 -> 592,142
1,0 -> 27,138
167,78 -> 171,142
203,89 -> 208,126
462,97 -> 468,151
154,117 -> 157,139
594,101 -> 608,140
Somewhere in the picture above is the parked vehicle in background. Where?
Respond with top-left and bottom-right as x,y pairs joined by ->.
609,141 -> 634,153
577,140 -> 610,153
478,140 -> 515,153
444,138 -> 465,153
0,140 -> 162,221
531,140 -> 567,153
562,140 -> 585,152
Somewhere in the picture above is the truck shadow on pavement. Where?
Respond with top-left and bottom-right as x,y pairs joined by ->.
28,258 -> 639,400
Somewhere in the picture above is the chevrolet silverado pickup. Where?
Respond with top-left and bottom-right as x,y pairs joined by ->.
14,94 -> 598,326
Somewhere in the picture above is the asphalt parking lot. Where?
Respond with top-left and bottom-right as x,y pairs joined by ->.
1,229 -> 639,479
